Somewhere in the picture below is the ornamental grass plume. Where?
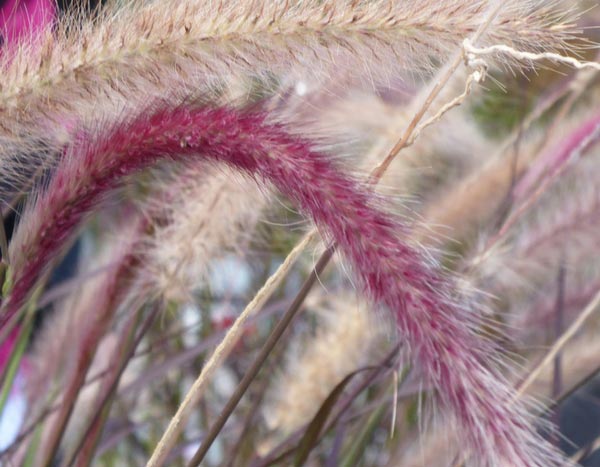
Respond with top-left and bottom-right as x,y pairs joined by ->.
2,102 -> 570,465
140,165 -> 268,303
466,109 -> 600,342
263,295 -> 386,439
0,0 -> 592,466
306,90 -> 489,200
0,0 -> 56,206
0,0 -> 578,201
395,331 -> 600,466
414,66 -> 598,248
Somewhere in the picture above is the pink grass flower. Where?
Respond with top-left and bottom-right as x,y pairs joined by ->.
515,113 -> 600,200
5,104 -> 567,465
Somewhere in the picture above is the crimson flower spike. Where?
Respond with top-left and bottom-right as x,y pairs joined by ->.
5,104 -> 567,466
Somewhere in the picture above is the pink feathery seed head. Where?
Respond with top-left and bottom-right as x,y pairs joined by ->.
0,0 -> 55,48
5,104 -> 566,465
514,112 -> 600,200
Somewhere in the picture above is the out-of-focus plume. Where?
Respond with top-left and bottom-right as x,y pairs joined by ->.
262,295 -> 387,439
140,165 -> 268,303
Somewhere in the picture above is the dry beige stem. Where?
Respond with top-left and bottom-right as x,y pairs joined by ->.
527,335 -> 600,400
